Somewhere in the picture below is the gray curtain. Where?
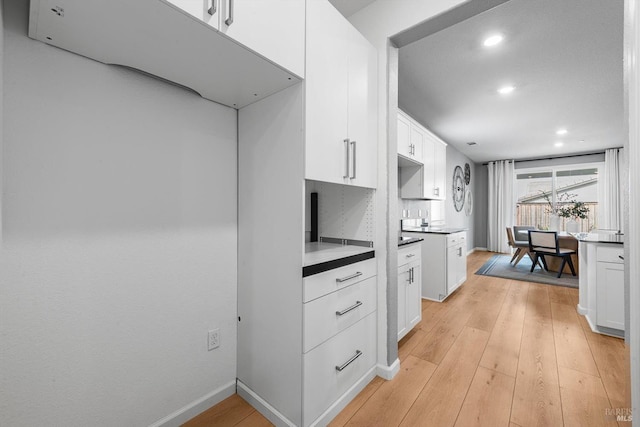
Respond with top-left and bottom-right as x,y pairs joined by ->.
487,160 -> 514,253
603,148 -> 622,231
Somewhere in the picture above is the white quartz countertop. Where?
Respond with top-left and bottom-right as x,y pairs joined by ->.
304,242 -> 374,267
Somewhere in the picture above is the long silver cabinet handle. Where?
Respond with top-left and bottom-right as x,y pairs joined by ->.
336,301 -> 363,316
335,350 -> 363,372
207,0 -> 216,15
336,272 -> 362,283
343,139 -> 350,178
225,0 -> 234,25
406,253 -> 415,258
350,140 -> 357,179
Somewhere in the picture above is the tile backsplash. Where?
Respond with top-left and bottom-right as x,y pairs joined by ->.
398,199 -> 445,225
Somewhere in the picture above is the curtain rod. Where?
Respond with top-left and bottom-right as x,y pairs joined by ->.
481,150 -> 616,166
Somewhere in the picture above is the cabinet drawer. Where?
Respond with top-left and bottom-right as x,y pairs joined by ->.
446,232 -> 466,248
596,245 -> 624,264
303,312 -> 376,426
398,244 -> 421,267
303,258 -> 376,303
303,277 -> 376,353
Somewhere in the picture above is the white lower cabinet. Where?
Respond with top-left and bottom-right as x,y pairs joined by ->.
303,276 -> 377,352
303,312 -> 377,425
397,244 -> 422,341
302,257 -> 377,425
403,231 -> 467,302
447,233 -> 467,296
595,246 -> 625,330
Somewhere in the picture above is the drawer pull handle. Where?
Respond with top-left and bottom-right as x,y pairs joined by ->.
335,350 -> 362,372
406,254 -> 415,258
336,301 -> 363,316
336,272 -> 362,283
619,255 -> 624,260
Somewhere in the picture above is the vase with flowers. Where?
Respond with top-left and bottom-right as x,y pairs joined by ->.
540,191 -> 589,232
558,200 -> 589,233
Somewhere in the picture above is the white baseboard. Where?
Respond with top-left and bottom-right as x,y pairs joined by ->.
149,381 -> 236,427
238,367 -> 377,427
473,247 -> 488,252
376,358 -> 400,380
577,304 -> 587,315
237,380 -> 297,427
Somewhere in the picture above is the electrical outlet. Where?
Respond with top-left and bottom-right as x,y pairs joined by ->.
208,328 -> 220,351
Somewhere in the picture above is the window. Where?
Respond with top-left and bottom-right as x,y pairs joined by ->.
515,163 -> 602,232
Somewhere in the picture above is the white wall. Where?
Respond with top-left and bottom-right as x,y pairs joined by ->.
1,1 -> 238,425
347,0 -> 468,367
444,145 -> 476,250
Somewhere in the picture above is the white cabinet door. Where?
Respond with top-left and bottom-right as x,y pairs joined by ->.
458,243 -> 468,284
397,112 -> 412,159
406,260 -> 422,331
303,313 -> 376,426
166,0 -> 216,23
596,261 -> 625,330
446,245 -> 457,298
422,133 -> 436,197
346,29 -> 378,189
433,140 -> 447,200
397,264 -> 409,340
219,0 -> 305,77
397,110 -> 423,164
165,0 -> 304,76
410,125 -> 425,164
305,0 -> 377,189
305,0 -> 350,186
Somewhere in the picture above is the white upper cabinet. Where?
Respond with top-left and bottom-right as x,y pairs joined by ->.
164,0 -> 305,77
397,110 -> 424,164
217,0 -> 305,77
28,0 -> 302,109
305,0 -> 378,189
398,113 -> 447,200
397,113 -> 413,159
423,131 -> 447,200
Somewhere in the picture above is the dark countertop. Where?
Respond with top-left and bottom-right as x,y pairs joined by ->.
303,242 -> 375,277
573,232 -> 624,245
398,236 -> 424,247
402,226 -> 467,235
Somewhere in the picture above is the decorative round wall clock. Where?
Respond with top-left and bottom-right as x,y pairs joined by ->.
452,165 -> 466,212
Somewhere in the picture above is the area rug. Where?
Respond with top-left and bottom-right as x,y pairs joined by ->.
475,254 -> 578,288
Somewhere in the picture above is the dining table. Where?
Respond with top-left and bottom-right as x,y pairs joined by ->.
516,229 -> 579,275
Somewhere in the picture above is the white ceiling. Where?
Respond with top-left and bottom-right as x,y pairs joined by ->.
328,0 -> 376,17
331,0 -> 624,164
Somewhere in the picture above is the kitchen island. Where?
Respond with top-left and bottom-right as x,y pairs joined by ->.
575,232 -> 625,337
402,228 -> 467,302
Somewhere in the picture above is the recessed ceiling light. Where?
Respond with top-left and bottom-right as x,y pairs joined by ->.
466,142 -> 477,146
483,34 -> 504,47
554,142 -> 564,147
497,85 -> 515,95
556,129 -> 568,135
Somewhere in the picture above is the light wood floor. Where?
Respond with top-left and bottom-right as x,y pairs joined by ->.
184,251 -> 631,427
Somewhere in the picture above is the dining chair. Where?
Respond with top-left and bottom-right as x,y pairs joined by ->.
513,225 -> 535,244
506,227 -> 531,266
528,230 -> 577,278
